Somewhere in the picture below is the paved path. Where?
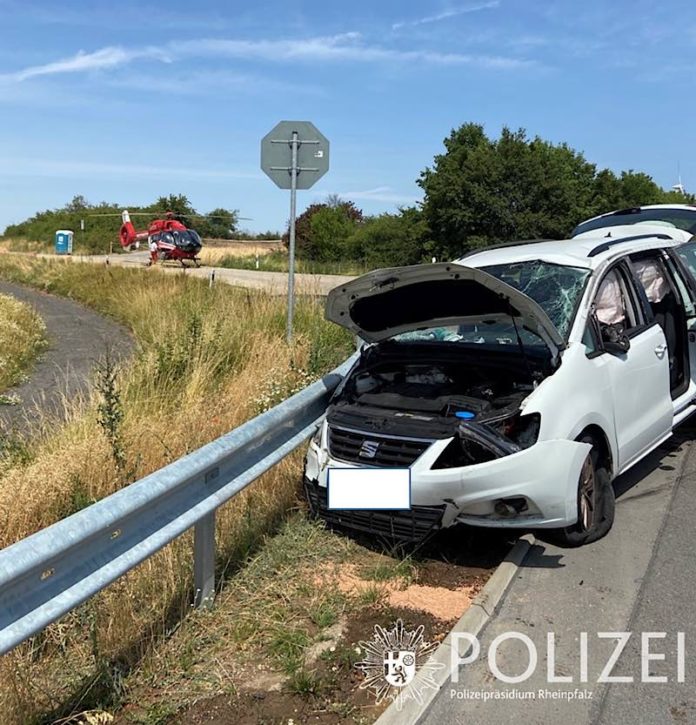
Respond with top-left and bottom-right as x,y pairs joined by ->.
0,252 -> 352,435
420,422 -> 696,725
0,281 -> 133,437
32,252 -> 356,296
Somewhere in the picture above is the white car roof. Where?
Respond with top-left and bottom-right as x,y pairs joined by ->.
455,230 -> 686,272
580,203 -> 696,227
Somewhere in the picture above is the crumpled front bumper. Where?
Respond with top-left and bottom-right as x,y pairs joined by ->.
305,425 -> 591,532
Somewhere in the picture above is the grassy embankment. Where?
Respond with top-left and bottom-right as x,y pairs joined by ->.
0,292 -> 46,396
0,255 -> 356,722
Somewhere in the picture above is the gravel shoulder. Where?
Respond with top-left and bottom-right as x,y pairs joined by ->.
0,280 -> 133,436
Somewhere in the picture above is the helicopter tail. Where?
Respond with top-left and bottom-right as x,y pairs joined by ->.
119,210 -> 140,250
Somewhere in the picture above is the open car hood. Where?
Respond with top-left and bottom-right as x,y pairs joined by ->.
325,262 -> 565,356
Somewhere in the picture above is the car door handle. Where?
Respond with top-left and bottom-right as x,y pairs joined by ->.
655,344 -> 668,357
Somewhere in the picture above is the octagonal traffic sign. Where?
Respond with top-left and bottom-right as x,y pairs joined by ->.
261,120 -> 330,190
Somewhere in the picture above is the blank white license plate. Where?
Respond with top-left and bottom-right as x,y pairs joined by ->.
327,468 -> 411,510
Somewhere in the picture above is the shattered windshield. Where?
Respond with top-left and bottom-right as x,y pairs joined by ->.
389,260 -> 589,347
481,261 -> 590,338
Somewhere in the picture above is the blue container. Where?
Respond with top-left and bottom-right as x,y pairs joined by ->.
55,230 -> 74,255
455,411 -> 476,420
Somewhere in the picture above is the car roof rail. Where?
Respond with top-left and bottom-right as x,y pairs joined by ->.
587,233 -> 674,258
458,239 -> 555,259
608,207 -> 643,216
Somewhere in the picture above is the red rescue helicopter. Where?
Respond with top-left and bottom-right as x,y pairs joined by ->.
119,210 -> 203,267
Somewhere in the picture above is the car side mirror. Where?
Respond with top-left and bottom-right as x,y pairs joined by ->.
600,322 -> 631,355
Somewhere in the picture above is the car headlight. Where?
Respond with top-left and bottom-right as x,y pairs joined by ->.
433,413 -> 540,469
490,411 -> 541,449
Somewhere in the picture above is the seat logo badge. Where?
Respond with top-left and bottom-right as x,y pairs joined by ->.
359,440 -> 380,459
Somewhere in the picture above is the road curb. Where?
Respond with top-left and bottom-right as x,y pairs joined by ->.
374,533 -> 535,725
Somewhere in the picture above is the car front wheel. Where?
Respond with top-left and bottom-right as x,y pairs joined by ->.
554,435 -> 615,547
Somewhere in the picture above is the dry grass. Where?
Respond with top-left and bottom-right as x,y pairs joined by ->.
198,240 -> 282,266
0,238 -> 284,266
0,256 -> 353,723
0,238 -> 48,254
0,291 -> 46,394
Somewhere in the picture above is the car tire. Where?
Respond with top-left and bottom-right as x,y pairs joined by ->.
554,435 -> 615,547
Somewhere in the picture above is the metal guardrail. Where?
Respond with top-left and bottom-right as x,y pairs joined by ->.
0,355 -> 356,655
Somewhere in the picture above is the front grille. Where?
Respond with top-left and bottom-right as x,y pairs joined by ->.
327,426 -> 431,468
304,479 -> 446,542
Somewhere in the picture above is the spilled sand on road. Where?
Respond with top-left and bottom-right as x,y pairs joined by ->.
317,562 -> 474,622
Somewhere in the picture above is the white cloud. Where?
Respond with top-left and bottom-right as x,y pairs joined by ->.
1,46 -> 171,82
186,32 -> 530,69
392,1 -> 500,31
1,31 -> 535,85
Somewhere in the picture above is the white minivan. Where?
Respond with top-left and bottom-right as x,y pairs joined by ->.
304,230 -> 696,546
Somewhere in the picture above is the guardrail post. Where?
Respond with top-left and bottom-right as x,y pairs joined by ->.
194,512 -> 216,608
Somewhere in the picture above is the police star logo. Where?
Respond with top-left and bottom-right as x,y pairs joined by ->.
355,619 -> 445,709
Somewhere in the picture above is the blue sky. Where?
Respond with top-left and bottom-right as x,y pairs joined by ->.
1,0 -> 695,233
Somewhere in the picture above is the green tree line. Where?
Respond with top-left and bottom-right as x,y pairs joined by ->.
1,194 -> 266,253
284,123 -> 694,266
5,123 -> 693,262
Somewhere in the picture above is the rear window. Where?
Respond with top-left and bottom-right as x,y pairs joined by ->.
573,208 -> 696,237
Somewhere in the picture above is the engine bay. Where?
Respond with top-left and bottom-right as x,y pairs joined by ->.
327,341 -> 551,441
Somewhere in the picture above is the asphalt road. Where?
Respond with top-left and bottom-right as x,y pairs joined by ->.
420,423 -> 696,725
37,251 -> 356,296
0,281 -> 133,436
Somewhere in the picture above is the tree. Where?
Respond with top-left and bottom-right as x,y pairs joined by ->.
283,201 -> 363,259
661,188 -> 696,205
151,194 -> 196,227
588,169 -> 624,215
196,208 -> 239,239
418,124 -> 598,257
308,205 -> 361,261
349,208 -> 427,267
615,171 -> 666,207
64,195 -> 90,212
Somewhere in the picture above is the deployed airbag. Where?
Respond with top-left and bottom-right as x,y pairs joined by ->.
595,270 -> 625,325
633,259 -> 669,303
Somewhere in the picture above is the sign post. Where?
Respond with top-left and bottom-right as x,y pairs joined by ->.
261,121 -> 330,342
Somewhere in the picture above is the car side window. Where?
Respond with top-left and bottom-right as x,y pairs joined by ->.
584,265 -> 643,356
631,257 -> 670,308
595,267 -> 642,331
632,250 -> 696,319
676,242 -> 696,281
665,256 -> 696,318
